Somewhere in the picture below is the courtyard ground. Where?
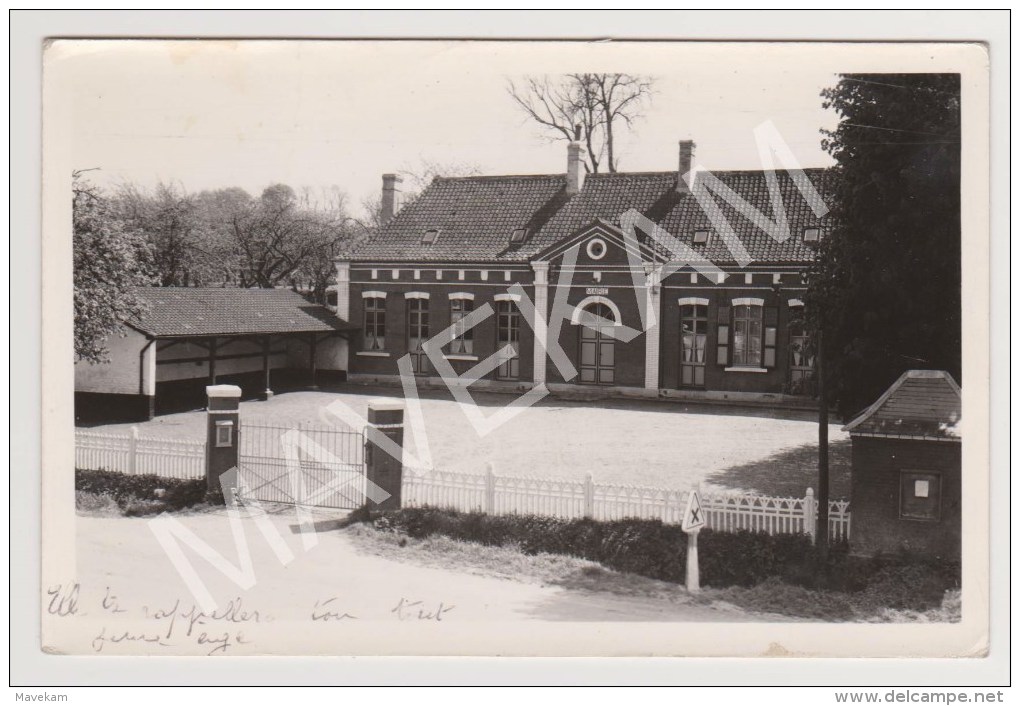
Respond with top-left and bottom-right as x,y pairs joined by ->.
82,384 -> 851,498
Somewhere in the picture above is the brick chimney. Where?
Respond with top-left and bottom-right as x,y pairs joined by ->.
381,173 -> 402,224
676,140 -> 696,195
566,139 -> 586,195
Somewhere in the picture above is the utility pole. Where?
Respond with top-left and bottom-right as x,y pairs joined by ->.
816,329 -> 830,561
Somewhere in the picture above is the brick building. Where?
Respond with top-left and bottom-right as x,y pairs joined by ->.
844,370 -> 962,560
335,140 -> 832,404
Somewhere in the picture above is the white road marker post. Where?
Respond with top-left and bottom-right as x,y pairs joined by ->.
681,486 -> 706,593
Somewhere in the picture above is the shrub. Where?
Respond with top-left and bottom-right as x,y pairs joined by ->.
852,563 -> 959,613
75,490 -> 120,514
75,469 -> 207,515
360,506 -> 961,617
367,507 -> 813,589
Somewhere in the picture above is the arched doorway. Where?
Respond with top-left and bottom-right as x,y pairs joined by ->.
578,302 -> 616,385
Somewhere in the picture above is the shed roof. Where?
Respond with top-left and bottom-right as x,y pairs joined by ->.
843,370 -> 961,441
348,168 -> 834,264
127,287 -> 356,338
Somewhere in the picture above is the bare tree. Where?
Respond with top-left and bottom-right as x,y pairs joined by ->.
507,73 -> 654,173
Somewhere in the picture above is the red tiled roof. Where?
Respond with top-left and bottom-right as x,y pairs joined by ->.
349,168 -> 834,264
843,370 -> 962,440
127,287 -> 355,338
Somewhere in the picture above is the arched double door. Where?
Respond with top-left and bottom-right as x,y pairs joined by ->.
578,302 -> 616,385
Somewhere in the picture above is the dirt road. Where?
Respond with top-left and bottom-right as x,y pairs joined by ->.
53,507 -> 787,656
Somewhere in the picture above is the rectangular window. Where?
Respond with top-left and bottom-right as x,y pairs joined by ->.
732,304 -> 763,366
789,314 -> 815,394
450,298 -> 474,355
407,298 -> 430,375
693,229 -> 709,245
363,297 -> 386,351
680,304 -> 708,388
803,227 -> 820,243
496,300 -> 520,380
900,471 -> 942,521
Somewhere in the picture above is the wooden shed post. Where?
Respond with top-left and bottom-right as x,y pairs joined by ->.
308,333 -> 319,390
261,336 -> 273,401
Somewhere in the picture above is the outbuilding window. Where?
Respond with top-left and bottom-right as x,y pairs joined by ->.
900,471 -> 942,521
215,420 -> 234,448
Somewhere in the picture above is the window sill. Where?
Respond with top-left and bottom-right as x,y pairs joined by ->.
444,354 -> 479,362
724,366 -> 768,373
356,351 -> 391,357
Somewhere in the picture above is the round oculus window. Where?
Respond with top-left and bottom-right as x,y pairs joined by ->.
586,238 -> 608,260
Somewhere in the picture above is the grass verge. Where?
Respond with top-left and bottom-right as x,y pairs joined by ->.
353,506 -> 961,622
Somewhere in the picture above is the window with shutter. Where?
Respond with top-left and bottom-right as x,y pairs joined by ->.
763,306 -> 778,368
732,304 -> 763,366
715,304 -> 730,366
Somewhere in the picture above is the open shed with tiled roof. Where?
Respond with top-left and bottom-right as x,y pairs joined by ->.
75,287 -> 357,422
845,370 -> 962,560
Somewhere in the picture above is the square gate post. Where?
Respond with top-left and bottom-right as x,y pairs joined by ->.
366,398 -> 405,511
206,384 -> 242,504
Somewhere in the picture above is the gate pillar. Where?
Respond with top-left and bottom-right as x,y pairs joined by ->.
366,398 -> 404,510
205,384 -> 242,504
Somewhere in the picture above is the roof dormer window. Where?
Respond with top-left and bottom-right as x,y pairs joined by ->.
422,228 -> 440,245
510,227 -> 528,245
693,229 -> 710,245
803,227 -> 820,244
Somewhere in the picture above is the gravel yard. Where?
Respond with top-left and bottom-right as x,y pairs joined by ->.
81,384 -> 851,498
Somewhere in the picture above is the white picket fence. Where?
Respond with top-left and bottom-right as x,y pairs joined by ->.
75,427 -> 206,480
402,466 -> 851,543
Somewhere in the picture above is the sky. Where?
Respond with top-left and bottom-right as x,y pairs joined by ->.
52,39 -> 847,218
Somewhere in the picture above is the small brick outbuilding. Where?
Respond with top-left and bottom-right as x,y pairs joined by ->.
844,370 -> 962,561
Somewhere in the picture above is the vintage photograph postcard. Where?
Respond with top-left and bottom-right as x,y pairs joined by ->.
39,37 -> 990,659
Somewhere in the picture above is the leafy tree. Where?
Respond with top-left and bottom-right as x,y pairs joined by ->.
507,73 -> 654,173
806,74 -> 961,417
73,172 -> 155,363
114,181 -> 215,286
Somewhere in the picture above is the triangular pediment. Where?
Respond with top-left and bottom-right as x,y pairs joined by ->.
530,218 -> 657,264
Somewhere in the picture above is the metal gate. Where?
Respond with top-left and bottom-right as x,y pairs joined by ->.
236,419 -> 367,509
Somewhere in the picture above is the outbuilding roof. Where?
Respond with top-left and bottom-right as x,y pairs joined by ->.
843,370 -> 962,441
348,168 -> 834,264
127,287 -> 356,338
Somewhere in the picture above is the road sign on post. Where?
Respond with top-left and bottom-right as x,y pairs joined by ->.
682,489 -> 706,533
681,488 -> 706,593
